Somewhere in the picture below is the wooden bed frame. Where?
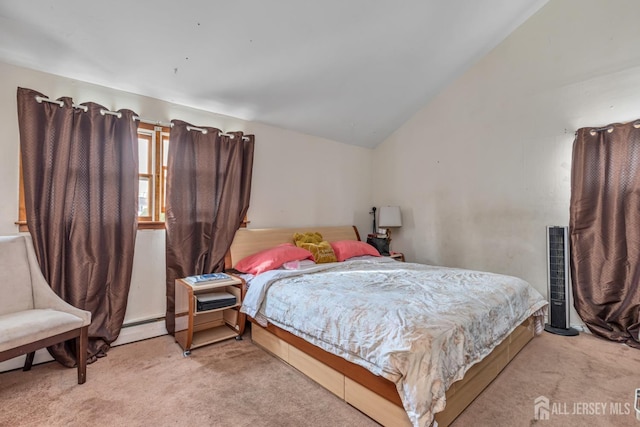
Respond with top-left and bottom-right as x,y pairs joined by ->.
227,226 -> 536,426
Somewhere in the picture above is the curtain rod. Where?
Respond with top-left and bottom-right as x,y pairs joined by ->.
35,95 -> 88,112
591,125 -> 614,133
36,95 -> 173,127
184,124 -> 249,140
34,95 -> 250,139
590,120 -> 640,134
135,116 -> 173,128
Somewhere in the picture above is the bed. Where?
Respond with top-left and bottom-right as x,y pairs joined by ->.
226,226 -> 547,427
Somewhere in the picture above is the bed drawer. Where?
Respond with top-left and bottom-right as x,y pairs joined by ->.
251,324 -> 289,361
289,345 -> 344,398
345,378 -> 411,426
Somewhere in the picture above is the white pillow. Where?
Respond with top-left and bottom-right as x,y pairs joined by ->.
281,259 -> 317,270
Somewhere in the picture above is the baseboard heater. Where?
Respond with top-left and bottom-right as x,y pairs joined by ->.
122,317 -> 165,328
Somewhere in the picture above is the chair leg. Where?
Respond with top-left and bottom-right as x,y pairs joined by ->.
23,352 -> 35,371
76,326 -> 88,384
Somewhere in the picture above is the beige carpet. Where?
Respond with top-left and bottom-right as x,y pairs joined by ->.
452,330 -> 640,427
1,329 -> 638,427
0,332 -> 375,427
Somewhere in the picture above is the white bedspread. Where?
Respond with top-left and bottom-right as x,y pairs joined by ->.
241,258 -> 547,427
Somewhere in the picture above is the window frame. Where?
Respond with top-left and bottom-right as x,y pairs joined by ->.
135,123 -> 170,228
137,128 -> 154,222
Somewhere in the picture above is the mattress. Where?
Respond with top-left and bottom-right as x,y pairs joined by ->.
241,258 -> 547,426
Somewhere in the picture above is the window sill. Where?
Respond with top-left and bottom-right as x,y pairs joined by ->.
16,221 -> 166,232
16,220 -> 248,233
138,222 -> 165,230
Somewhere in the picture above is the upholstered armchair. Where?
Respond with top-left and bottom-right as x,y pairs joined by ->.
0,235 -> 91,384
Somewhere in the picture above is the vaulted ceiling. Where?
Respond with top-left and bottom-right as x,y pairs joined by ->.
0,1 -> 548,148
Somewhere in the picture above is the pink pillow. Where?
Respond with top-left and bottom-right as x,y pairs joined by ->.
235,243 -> 314,275
330,240 -> 381,262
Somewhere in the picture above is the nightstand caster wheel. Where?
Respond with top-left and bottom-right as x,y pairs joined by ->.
235,335 -> 243,341
183,350 -> 191,357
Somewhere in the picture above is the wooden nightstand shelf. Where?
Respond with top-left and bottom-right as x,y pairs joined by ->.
389,252 -> 405,262
174,275 -> 246,355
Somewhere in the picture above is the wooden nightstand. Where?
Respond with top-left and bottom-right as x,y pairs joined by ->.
390,252 -> 405,262
174,275 -> 246,355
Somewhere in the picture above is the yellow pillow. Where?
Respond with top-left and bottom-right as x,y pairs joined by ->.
293,232 -> 337,263
293,232 -> 323,245
298,241 -> 337,263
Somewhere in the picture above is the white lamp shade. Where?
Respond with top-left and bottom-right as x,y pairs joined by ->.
378,206 -> 402,228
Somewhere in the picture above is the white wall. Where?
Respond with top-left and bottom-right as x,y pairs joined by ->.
0,61 -> 373,328
373,0 -> 640,327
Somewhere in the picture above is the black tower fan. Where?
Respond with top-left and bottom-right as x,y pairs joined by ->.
545,226 -> 579,336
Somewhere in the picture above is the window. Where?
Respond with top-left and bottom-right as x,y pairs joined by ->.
137,123 -> 170,225
18,122 -> 248,231
17,123 -> 171,231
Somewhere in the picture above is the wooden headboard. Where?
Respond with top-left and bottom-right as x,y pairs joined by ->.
226,225 -> 361,269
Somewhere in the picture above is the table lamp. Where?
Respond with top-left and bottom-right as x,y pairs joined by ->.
378,206 -> 402,239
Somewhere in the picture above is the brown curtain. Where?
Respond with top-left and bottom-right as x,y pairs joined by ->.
165,120 -> 254,334
570,121 -> 640,348
17,87 -> 139,365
